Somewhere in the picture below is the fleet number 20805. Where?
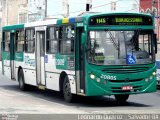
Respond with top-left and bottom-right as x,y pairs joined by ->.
100,74 -> 117,80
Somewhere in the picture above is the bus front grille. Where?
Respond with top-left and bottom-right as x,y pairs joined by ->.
109,79 -> 143,83
102,67 -> 149,74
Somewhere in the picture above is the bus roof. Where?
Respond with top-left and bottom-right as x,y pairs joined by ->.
25,19 -> 57,28
57,12 -> 153,25
2,24 -> 24,31
2,13 -> 153,30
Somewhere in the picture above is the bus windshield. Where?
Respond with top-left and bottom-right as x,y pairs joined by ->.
87,30 -> 154,65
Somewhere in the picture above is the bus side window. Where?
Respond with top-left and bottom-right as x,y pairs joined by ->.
25,29 -> 35,53
16,30 -> 25,52
59,25 -> 75,54
46,26 -> 58,54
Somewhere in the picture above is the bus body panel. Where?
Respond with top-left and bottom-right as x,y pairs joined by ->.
2,52 -> 11,79
45,53 -> 76,92
1,13 -> 157,101
85,63 -> 156,96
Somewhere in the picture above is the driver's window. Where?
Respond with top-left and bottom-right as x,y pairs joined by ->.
139,34 -> 151,54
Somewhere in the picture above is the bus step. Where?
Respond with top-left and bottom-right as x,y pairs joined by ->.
38,85 -> 46,90
77,93 -> 85,96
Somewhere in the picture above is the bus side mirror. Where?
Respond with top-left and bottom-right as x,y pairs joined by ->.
82,33 -> 86,45
154,34 -> 157,54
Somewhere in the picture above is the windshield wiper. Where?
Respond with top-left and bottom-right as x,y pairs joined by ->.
105,29 -> 119,50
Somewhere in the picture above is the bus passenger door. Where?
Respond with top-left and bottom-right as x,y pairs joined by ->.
36,30 -> 46,86
10,33 -> 15,80
76,27 -> 85,94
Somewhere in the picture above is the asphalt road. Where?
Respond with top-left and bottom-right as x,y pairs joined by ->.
0,72 -> 160,115
0,56 -> 160,120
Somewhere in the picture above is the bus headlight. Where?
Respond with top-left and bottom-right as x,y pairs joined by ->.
90,74 -> 95,80
152,72 -> 156,76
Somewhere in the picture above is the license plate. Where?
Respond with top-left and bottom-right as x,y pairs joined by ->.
121,86 -> 133,90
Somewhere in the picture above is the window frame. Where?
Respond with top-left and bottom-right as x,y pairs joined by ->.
46,26 -> 58,54
59,24 -> 75,55
25,28 -> 35,53
3,31 -> 11,52
15,29 -> 25,52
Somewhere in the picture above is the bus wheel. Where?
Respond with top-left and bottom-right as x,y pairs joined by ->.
63,76 -> 74,102
18,69 -> 27,91
114,94 -> 129,103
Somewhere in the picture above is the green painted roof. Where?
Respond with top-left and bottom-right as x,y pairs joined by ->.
2,24 -> 24,31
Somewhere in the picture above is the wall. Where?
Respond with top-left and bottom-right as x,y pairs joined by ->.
1,0 -> 27,26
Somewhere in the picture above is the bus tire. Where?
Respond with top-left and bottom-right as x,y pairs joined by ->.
63,76 -> 74,102
18,69 -> 27,91
114,94 -> 129,103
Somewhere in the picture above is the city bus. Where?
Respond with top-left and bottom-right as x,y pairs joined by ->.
1,13 -> 157,103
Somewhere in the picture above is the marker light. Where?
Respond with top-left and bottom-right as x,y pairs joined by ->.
145,78 -> 149,82
150,76 -> 153,80
96,78 -> 100,82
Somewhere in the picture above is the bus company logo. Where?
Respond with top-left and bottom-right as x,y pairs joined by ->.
24,56 -> 35,67
56,58 -> 65,66
15,55 -> 22,59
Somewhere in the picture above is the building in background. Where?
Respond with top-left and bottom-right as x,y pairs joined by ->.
140,0 -> 160,59
18,1 -> 28,24
1,0 -> 28,26
28,0 -> 47,22
47,0 -> 139,18
140,0 -> 160,41
0,0 -> 27,60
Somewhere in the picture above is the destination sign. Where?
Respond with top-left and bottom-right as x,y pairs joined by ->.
115,18 -> 143,23
89,15 -> 153,26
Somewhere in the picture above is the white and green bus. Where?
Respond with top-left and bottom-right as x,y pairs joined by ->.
1,13 -> 157,103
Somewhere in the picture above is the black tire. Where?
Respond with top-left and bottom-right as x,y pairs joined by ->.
63,76 -> 75,102
114,94 -> 129,103
18,69 -> 27,91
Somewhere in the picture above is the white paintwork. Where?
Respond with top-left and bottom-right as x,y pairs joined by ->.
23,69 -> 37,86
11,60 -> 15,79
4,66 -> 11,79
24,53 -> 36,69
46,72 -> 60,91
40,56 -> 45,85
14,19 -> 77,94
68,75 -> 76,94
3,60 -> 11,79
35,26 -> 46,31
25,19 -> 57,28
76,70 -> 80,93
15,53 -> 36,85
45,54 -> 76,93
4,60 -> 10,66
